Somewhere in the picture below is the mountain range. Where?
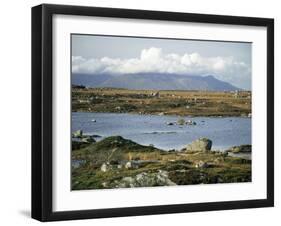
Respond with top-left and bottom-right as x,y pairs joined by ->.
72,73 -> 240,91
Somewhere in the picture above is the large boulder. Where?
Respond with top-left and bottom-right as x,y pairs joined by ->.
185,138 -> 212,152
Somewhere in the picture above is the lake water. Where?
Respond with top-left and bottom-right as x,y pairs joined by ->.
72,112 -> 251,151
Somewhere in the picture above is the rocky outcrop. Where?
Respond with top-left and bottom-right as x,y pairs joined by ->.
184,138 -> 212,152
111,170 -> 176,188
72,136 -> 252,190
72,129 -> 96,144
72,130 -> 83,138
226,145 -> 251,153
81,136 -> 96,143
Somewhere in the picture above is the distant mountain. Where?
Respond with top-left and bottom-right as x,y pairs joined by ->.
72,73 -> 240,91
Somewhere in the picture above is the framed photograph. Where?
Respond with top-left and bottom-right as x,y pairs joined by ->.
32,4 -> 274,221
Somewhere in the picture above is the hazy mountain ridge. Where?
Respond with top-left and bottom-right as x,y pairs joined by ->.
72,73 -> 241,91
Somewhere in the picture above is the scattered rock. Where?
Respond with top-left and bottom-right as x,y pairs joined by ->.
102,182 -> 108,188
119,177 -> 135,187
186,120 -> 196,125
195,161 -> 209,168
177,118 -> 185,125
101,162 -> 112,172
114,170 -> 176,188
125,161 -> 139,169
117,164 -> 123,169
125,161 -> 132,169
176,119 -> 197,126
226,145 -> 251,153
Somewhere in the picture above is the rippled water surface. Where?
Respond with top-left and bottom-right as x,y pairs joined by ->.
72,112 -> 251,151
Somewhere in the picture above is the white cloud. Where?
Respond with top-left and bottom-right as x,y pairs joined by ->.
72,47 -> 251,89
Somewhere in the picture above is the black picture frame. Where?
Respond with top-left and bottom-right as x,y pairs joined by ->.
32,3 -> 274,222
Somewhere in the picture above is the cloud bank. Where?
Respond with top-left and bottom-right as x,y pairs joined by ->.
72,47 -> 251,89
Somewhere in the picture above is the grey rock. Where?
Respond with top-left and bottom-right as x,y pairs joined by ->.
125,161 -> 139,169
102,182 -> 108,188
72,130 -> 83,138
100,162 -> 112,172
186,120 -> 196,125
177,118 -> 185,125
125,161 -> 132,169
226,145 -> 251,153
81,136 -> 96,143
117,164 -> 123,169
185,138 -> 212,152
113,170 -> 176,188
195,161 -> 209,168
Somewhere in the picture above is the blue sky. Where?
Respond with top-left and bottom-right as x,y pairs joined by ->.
72,34 -> 252,90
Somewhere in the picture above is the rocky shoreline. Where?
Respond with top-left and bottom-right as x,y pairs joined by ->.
71,131 -> 251,190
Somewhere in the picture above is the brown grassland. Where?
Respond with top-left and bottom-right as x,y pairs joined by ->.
72,87 -> 251,117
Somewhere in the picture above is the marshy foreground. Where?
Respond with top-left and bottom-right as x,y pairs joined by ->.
72,131 -> 251,190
